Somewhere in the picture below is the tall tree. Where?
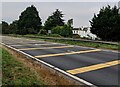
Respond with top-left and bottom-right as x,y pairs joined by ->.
2,21 -> 10,34
44,9 -> 64,31
0,23 -> 2,34
9,20 -> 18,34
67,19 -> 73,27
18,5 -> 42,35
90,5 -> 120,41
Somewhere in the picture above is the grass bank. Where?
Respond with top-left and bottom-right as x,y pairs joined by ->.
25,36 -> 119,51
6,34 -> 119,51
43,39 -> 119,51
1,47 -> 45,86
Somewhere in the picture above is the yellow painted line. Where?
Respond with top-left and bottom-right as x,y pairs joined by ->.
11,45 -> 24,46
18,45 -> 74,50
35,49 -> 101,58
34,43 -> 57,46
67,60 -> 120,74
11,43 -> 55,46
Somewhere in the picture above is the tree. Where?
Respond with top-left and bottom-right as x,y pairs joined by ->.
67,19 -> 73,27
90,5 -> 120,41
52,24 -> 73,37
44,9 -> 64,31
18,5 -> 42,35
0,23 -> 2,34
38,29 -> 47,35
9,20 -> 18,34
2,21 -> 10,34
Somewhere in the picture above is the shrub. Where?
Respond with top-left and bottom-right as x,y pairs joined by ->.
48,34 -> 63,37
72,34 -> 80,38
38,29 -> 47,35
52,25 -> 73,37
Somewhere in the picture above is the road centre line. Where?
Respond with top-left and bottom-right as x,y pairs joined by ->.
35,49 -> 101,58
34,43 -> 58,45
66,60 -> 120,74
10,44 -> 24,46
18,45 -> 74,50
10,43 -> 57,47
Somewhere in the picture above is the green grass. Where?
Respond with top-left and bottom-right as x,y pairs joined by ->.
22,36 -> 118,51
0,48 -> 2,86
7,34 -> 119,51
1,48 -> 46,86
43,39 -> 119,50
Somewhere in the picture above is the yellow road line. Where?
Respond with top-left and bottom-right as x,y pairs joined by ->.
35,49 -> 101,58
67,60 -> 120,74
11,43 -> 54,46
34,43 -> 56,46
18,45 -> 74,50
11,45 -> 23,46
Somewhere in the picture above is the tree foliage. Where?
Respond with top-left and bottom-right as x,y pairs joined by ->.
67,19 -> 73,27
9,20 -> 18,34
90,5 -> 120,41
52,25 -> 73,37
44,9 -> 64,31
0,23 -> 1,34
38,29 -> 47,35
2,21 -> 10,34
18,5 -> 42,35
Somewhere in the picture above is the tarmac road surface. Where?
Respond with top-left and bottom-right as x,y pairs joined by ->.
1,36 -> 119,86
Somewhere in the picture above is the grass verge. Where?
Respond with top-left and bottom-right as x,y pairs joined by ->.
1,47 -> 45,86
0,48 -> 2,86
1,46 -> 79,86
24,36 -> 119,51
43,39 -> 119,51
6,34 -> 119,51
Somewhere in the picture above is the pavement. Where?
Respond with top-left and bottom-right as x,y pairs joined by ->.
1,36 -> 120,86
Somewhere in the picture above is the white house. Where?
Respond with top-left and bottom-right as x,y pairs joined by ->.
72,27 -> 97,40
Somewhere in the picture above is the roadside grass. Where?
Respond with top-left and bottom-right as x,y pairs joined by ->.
43,39 -> 119,50
0,48 -> 2,86
6,34 -> 119,51
1,47 -> 46,86
23,37 -> 118,51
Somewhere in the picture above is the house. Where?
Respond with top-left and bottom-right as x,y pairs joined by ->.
72,27 -> 97,40
47,26 -> 97,40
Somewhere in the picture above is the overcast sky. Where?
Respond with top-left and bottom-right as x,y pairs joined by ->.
1,1 -> 119,27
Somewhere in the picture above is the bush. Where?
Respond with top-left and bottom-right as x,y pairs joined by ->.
72,34 -> 80,38
48,34 -> 63,37
81,37 -> 89,39
52,25 -> 73,37
38,29 -> 47,35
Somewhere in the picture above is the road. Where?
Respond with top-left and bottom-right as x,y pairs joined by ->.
1,36 -> 119,86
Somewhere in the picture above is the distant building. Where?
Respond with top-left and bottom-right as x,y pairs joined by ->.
72,27 -> 97,40
48,26 -> 97,40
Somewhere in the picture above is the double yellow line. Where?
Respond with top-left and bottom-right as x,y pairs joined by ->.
67,60 -> 120,74
35,49 -> 101,58
12,43 -> 57,47
18,45 -> 74,51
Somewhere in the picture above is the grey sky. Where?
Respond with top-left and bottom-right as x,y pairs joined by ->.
2,2 -> 118,27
